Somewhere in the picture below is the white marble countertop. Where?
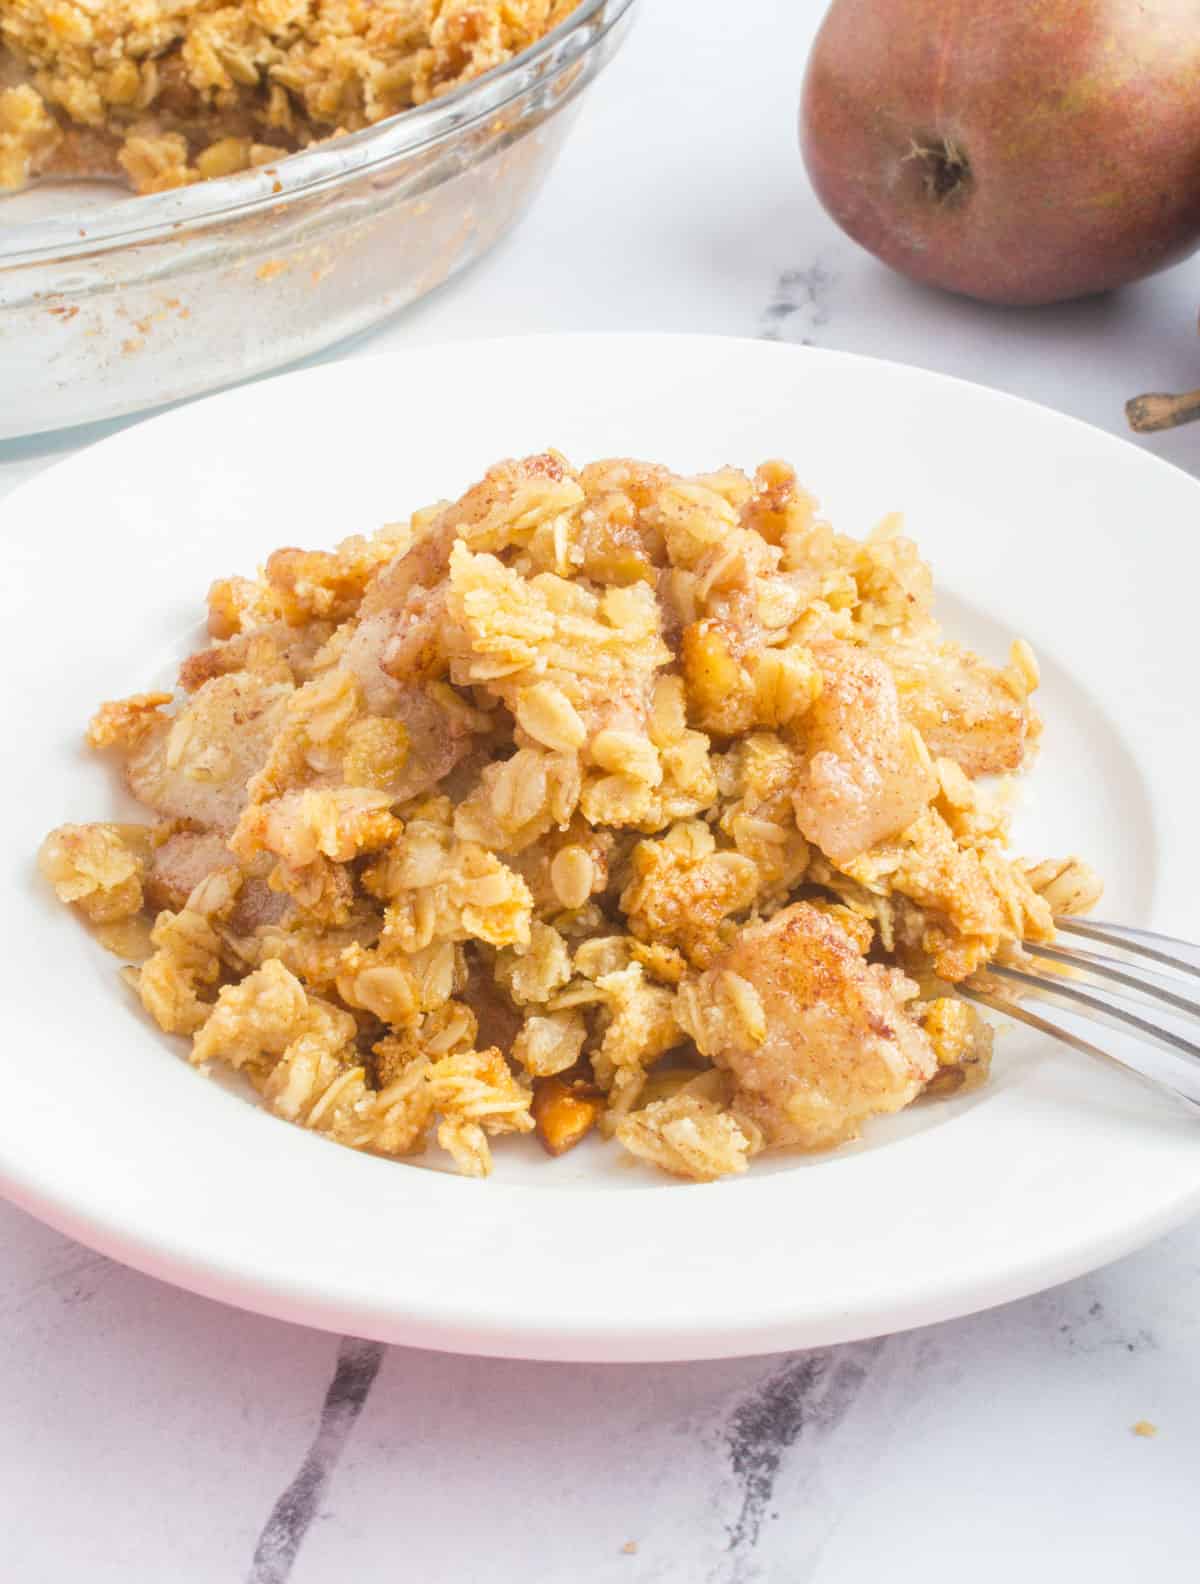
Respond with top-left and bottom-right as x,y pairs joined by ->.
4,0 -> 1199,1577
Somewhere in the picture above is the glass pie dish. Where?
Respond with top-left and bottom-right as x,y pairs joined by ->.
0,0 -> 636,440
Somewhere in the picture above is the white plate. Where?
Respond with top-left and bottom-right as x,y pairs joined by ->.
4,334 -> 1199,1361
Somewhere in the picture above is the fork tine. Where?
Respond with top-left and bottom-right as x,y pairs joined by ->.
989,961 -> 1200,1063
1026,941 -> 1200,1020
962,986 -> 1200,1114
1056,918 -> 1200,980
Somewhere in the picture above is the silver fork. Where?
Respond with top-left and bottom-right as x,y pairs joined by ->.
963,919 -> 1200,1112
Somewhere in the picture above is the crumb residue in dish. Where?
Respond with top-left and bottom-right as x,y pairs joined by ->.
40,452 -> 1101,1179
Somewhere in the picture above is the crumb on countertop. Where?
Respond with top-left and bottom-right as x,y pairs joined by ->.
1132,1420 -> 1158,1438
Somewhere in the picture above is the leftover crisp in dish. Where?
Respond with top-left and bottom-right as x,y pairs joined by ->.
40,453 -> 1102,1180
0,0 -> 577,194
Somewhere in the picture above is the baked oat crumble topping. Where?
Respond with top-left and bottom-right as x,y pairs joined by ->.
40,452 -> 1100,1179
0,0 -> 578,193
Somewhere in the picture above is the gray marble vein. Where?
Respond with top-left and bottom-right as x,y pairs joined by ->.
247,1337 -> 385,1584
714,1341 -> 886,1583
759,263 -> 836,346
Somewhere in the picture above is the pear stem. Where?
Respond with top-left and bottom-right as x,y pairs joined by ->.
1126,388 -> 1200,433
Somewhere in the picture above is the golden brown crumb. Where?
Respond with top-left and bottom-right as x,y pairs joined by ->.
87,692 -> 173,751
1132,1420 -> 1158,1438
38,822 -> 147,924
614,1073 -> 761,1181
0,83 -> 59,187
918,997 -> 993,1097
40,452 -> 1095,1180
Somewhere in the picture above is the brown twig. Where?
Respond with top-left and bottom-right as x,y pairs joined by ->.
1126,387 -> 1200,433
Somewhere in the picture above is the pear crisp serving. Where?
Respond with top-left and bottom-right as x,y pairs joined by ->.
0,0 -> 578,194
40,453 -> 1102,1181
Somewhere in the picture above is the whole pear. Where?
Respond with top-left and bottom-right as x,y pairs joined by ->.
800,0 -> 1200,306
